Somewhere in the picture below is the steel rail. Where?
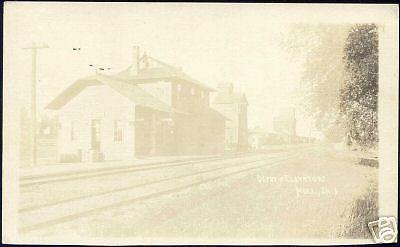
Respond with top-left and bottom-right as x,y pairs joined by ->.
18,149 -> 311,234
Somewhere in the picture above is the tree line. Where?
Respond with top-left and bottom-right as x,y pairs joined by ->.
283,23 -> 378,150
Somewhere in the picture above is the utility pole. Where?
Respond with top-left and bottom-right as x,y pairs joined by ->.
22,42 -> 49,166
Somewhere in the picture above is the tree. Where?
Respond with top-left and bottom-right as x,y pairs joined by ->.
339,24 -> 379,149
282,24 -> 350,142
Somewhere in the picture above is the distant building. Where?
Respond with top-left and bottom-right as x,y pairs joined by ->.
248,127 -> 266,150
248,127 -> 287,150
47,47 -> 227,162
273,107 -> 296,144
212,83 -> 248,151
19,109 -> 58,166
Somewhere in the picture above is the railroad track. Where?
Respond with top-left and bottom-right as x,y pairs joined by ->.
19,153 -> 254,187
19,154 -> 268,213
18,148 -> 312,234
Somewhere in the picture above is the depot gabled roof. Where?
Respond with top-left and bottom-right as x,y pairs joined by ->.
112,55 -> 215,92
46,73 -> 183,114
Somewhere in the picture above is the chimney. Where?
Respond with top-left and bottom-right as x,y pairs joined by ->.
217,83 -> 234,95
130,46 -> 140,75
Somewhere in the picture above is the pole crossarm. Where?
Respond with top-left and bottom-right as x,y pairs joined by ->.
22,43 -> 49,50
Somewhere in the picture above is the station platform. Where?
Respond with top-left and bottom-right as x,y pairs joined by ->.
19,155 -> 216,179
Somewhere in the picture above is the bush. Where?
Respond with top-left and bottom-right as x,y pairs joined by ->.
338,180 -> 378,238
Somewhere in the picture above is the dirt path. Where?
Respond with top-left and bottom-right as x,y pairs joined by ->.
141,146 -> 378,239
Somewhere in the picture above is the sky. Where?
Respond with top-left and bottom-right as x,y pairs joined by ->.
6,3 -> 367,138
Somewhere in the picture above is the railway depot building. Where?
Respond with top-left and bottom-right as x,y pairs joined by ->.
47,49 -> 227,162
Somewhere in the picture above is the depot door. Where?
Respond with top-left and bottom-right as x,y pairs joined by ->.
91,119 -> 101,151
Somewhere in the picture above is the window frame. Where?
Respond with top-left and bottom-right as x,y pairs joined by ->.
113,120 -> 124,144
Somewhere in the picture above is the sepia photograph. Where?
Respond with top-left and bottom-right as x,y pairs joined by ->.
2,2 -> 398,245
